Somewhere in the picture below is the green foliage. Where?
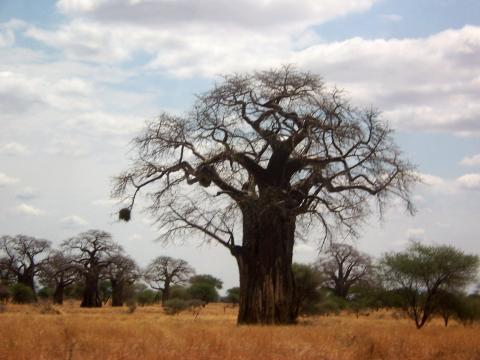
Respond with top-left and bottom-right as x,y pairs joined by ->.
292,263 -> 324,315
189,275 -> 223,289
10,283 -> 35,304
315,295 -> 348,316
187,282 -> 219,303
382,242 -> 479,328
163,298 -> 188,315
38,287 -> 53,300
99,280 -> 112,304
169,285 -> 191,301
136,289 -> 157,306
225,287 -> 240,304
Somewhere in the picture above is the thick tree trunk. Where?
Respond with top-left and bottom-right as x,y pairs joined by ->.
235,207 -> 297,325
53,284 -> 65,305
81,274 -> 101,307
161,283 -> 170,306
111,281 -> 124,307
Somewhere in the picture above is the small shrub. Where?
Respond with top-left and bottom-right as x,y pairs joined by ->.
136,289 -> 157,306
10,283 -> 35,304
163,298 -> 187,315
38,287 -> 53,300
126,299 -> 137,314
0,303 -> 6,313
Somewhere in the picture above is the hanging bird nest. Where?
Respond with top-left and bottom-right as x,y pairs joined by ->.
119,208 -> 131,222
195,164 -> 213,187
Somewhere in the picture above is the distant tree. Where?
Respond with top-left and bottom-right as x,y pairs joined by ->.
105,254 -> 139,306
136,289 -> 158,306
226,287 -> 240,304
144,256 -> 194,305
318,242 -> 372,299
62,230 -> 121,307
189,274 -> 223,289
38,251 -> 78,305
0,235 -> 51,293
292,263 -> 324,316
187,282 -> 219,303
113,66 -> 416,324
382,242 -> 479,329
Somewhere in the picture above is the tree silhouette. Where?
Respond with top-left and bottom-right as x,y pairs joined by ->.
0,235 -> 51,294
114,66 -> 416,324
62,230 -> 121,307
143,256 -> 194,305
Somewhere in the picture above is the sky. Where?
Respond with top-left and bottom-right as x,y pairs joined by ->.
0,0 -> 479,291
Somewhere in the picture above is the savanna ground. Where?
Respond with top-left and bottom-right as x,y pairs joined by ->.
0,302 -> 479,360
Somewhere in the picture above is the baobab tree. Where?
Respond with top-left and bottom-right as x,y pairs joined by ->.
62,230 -> 121,307
105,254 -> 139,306
319,242 -> 372,299
113,66 -> 416,324
143,256 -> 194,305
0,235 -> 51,293
38,251 -> 78,305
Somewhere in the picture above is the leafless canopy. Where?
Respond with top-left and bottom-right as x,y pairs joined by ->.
143,256 -> 194,292
318,242 -> 372,298
62,230 -> 122,274
113,66 -> 416,250
0,234 -> 51,286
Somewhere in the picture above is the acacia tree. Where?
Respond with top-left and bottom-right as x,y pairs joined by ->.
0,235 -> 51,293
144,256 -> 194,305
62,230 -> 121,307
113,66 -> 415,324
382,242 -> 479,329
38,251 -> 78,305
106,254 -> 139,306
319,242 -> 372,299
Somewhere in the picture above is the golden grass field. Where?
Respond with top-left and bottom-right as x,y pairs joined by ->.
0,302 -> 479,360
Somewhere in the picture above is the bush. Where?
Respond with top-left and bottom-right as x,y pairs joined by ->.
10,283 -> 35,304
126,299 -> 137,314
169,285 -> 190,301
136,289 -> 157,306
38,287 -> 53,300
163,298 -> 188,315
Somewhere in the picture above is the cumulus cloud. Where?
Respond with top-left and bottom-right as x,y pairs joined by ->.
56,0 -> 377,29
460,154 -> 480,167
456,174 -> 480,191
16,187 -> 38,200
0,142 -> 29,156
0,172 -> 19,187
23,5 -> 480,136
294,243 -> 315,253
13,203 -> 45,216
60,215 -> 89,228
379,14 -> 403,22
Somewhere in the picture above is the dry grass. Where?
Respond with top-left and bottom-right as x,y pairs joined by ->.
0,302 -> 479,360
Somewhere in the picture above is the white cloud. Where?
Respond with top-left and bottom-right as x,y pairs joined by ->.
60,215 -> 89,228
379,14 -> 403,22
16,187 -> 38,200
461,154 -> 480,167
0,142 -> 29,156
456,173 -> 480,191
45,137 -> 90,157
23,10 -> 480,136
13,203 -> 45,216
406,228 -> 425,241
56,0 -> 377,29
0,172 -> 19,187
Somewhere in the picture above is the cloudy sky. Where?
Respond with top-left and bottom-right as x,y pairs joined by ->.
0,0 -> 479,291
